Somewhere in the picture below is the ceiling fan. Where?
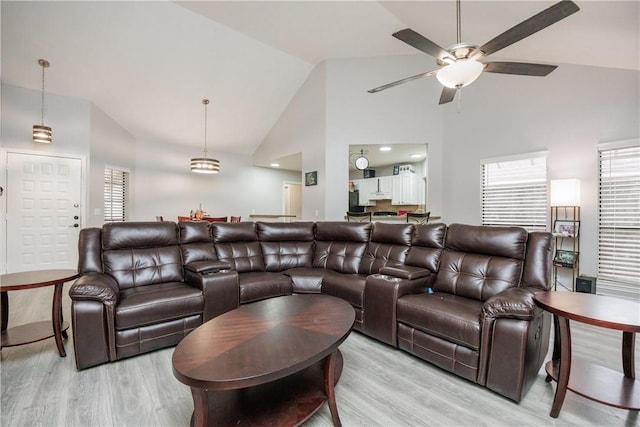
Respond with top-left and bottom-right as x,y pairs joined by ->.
368,0 -> 580,104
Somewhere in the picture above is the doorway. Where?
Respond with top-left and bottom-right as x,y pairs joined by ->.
3,151 -> 84,273
284,182 -> 302,221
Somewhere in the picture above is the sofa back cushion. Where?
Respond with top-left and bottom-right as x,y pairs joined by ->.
212,222 -> 265,273
405,223 -> 446,273
359,223 -> 412,275
313,222 -> 370,274
257,222 -> 315,272
178,221 -> 216,265
434,224 -> 527,301
101,222 -> 183,290
78,227 -> 103,274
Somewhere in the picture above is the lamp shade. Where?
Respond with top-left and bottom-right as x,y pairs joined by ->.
190,157 -> 220,174
436,60 -> 484,89
33,125 -> 52,144
550,179 -> 580,206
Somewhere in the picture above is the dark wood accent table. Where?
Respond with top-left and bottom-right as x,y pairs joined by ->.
1,269 -> 79,357
172,294 -> 355,427
534,291 -> 640,418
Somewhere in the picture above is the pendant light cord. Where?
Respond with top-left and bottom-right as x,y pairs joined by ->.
40,62 -> 46,125
203,99 -> 209,156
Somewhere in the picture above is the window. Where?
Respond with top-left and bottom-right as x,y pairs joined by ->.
104,167 -> 128,222
482,153 -> 547,231
598,142 -> 640,297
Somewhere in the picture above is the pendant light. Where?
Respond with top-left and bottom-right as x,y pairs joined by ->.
190,99 -> 220,174
33,59 -> 52,144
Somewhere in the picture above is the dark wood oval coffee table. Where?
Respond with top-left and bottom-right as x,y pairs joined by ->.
172,294 -> 355,427
1,269 -> 79,357
534,291 -> 640,418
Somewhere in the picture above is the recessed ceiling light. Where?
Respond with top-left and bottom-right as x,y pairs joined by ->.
410,153 -> 423,158
379,146 -> 392,152
270,163 -> 280,167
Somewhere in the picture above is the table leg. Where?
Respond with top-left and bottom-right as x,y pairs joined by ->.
1,291 -> 8,332
550,316 -> 571,418
190,387 -> 208,427
622,331 -> 636,379
546,315 -> 561,382
51,283 -> 66,357
324,350 -> 342,427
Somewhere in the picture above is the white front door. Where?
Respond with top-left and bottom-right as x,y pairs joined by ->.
5,152 -> 83,273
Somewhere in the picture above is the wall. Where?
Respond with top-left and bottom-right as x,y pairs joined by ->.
133,137 -> 300,222
89,104 -> 136,227
325,56 -> 445,220
440,64 -> 640,278
256,63 -> 327,220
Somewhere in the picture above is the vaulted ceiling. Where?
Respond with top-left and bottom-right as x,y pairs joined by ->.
2,1 -> 638,158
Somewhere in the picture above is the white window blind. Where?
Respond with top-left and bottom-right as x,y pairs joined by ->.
482,155 -> 547,231
104,167 -> 128,222
598,144 -> 640,297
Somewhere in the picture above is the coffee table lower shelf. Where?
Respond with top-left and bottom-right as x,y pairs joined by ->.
192,352 -> 343,427
545,358 -> 640,410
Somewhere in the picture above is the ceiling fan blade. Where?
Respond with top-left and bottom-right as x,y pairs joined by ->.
483,61 -> 558,76
439,87 -> 457,104
393,29 -> 452,60
478,1 -> 579,57
368,69 -> 439,94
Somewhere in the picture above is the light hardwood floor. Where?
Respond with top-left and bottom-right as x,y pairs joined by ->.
1,286 -> 638,427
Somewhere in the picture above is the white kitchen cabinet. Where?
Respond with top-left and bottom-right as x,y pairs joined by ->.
354,179 -> 376,206
392,174 -> 421,205
368,176 -> 393,200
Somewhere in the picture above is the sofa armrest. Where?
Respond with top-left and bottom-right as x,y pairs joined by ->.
363,273 -> 432,346
379,265 -> 431,280
185,260 -> 231,274
482,287 -> 544,321
185,270 -> 240,321
69,273 -> 119,307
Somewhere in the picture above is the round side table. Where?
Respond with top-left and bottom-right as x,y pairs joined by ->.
1,269 -> 79,357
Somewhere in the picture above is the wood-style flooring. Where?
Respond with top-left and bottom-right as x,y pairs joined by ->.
1,286 -> 638,426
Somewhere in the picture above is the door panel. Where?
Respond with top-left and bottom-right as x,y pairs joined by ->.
5,153 -> 82,273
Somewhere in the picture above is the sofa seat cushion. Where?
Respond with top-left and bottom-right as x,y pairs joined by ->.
115,282 -> 204,330
284,267 -> 327,294
397,292 -> 483,350
321,271 -> 366,309
238,272 -> 293,303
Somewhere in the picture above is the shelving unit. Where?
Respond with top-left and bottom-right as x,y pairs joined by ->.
550,206 -> 580,291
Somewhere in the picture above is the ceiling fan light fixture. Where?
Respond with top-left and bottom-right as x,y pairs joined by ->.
436,59 -> 484,89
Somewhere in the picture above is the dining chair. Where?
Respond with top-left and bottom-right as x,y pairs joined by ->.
204,216 -> 228,223
346,211 -> 371,222
406,212 -> 431,224
155,216 -> 164,222
230,216 -> 241,223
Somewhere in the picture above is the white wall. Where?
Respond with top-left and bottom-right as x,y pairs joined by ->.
441,64 -> 639,278
325,56 -> 445,220
133,137 -> 300,222
89,104 -> 136,227
256,63 -> 327,220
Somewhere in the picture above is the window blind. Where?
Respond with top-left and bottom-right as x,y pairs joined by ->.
598,144 -> 640,297
104,168 -> 128,222
482,156 -> 547,231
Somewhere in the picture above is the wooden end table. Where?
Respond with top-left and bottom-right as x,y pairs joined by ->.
534,291 -> 640,418
1,269 -> 79,357
172,294 -> 355,427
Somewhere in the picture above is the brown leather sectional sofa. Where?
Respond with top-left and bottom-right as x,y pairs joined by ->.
69,220 -> 554,402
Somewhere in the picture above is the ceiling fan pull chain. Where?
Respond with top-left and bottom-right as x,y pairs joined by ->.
457,87 -> 463,113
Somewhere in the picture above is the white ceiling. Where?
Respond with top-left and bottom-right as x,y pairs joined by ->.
2,1 -> 638,166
